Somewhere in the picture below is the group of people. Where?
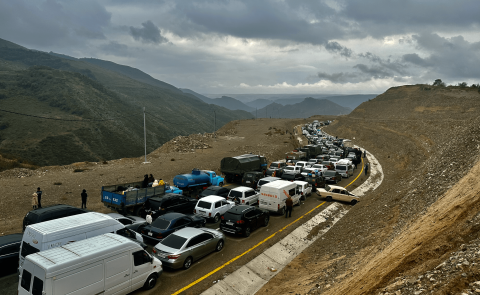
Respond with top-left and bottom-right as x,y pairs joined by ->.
31,187 -> 88,210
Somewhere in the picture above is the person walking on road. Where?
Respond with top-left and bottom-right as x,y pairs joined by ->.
81,189 -> 88,209
363,150 -> 366,158
36,187 -> 42,208
285,195 -> 293,218
32,193 -> 38,210
364,163 -> 369,176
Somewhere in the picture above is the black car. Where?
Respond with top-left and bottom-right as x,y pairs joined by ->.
23,204 -> 87,231
220,205 -> 269,237
197,186 -> 231,200
137,212 -> 206,243
143,193 -> 197,218
323,170 -> 342,184
265,161 -> 287,177
0,233 -> 22,276
242,172 -> 264,189
304,175 -> 326,189
281,172 -> 305,182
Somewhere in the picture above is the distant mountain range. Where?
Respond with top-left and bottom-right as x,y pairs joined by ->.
0,38 -> 253,166
180,89 -> 254,112
254,98 -> 352,118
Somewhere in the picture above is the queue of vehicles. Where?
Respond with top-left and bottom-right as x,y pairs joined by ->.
11,120 -> 364,294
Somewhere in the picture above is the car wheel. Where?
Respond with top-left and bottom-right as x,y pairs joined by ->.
183,257 -> 193,269
244,227 -> 251,237
350,199 -> 357,206
219,182 -> 224,187
134,206 -> 145,217
143,274 -> 158,290
326,196 -> 333,202
213,214 -> 220,223
263,216 -> 269,226
279,207 -> 285,215
215,239 -> 224,252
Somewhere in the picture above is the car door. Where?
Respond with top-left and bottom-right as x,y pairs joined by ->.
172,218 -> 189,232
196,233 -> 216,257
244,210 -> 257,230
131,250 -> 152,291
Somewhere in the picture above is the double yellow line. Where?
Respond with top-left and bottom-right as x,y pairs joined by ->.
172,158 -> 365,295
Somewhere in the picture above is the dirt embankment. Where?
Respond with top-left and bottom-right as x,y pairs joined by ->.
257,85 -> 480,295
0,117 -> 334,236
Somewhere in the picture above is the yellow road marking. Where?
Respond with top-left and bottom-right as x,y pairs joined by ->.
171,201 -> 326,295
345,156 -> 364,189
173,157 -> 365,295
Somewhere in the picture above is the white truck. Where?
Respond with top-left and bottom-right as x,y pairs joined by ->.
259,180 -> 300,215
19,212 -> 140,273
18,233 -> 162,295
227,186 -> 260,206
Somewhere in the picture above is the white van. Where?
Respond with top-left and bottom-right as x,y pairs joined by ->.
18,233 -> 162,295
19,212 -> 133,273
259,180 -> 300,215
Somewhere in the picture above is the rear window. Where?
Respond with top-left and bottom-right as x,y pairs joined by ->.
201,189 -> 216,196
197,201 -> 212,209
336,165 -> 347,171
32,276 -> 44,295
21,242 -> 40,258
21,269 -> 32,291
224,212 -> 242,221
229,190 -> 243,198
282,174 -> 294,180
160,234 -> 187,249
151,218 -> 171,230
324,171 -> 336,176
284,167 -> 294,171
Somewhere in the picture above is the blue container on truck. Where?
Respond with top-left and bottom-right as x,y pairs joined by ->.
101,181 -> 182,216
173,169 -> 224,196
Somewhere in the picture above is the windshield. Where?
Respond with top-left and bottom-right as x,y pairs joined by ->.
152,218 -> 171,230
284,166 -> 294,171
269,163 -> 278,168
197,201 -> 212,209
21,242 -> 39,258
324,171 -> 337,176
312,164 -> 323,169
160,234 -> 187,249
229,190 -> 243,198
223,212 -> 242,221
258,180 -> 269,186
336,165 -> 347,171
325,185 -> 331,191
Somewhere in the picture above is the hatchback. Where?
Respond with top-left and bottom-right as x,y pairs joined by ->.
152,227 -> 224,269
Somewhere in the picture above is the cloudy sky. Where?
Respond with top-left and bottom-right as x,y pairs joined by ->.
1,0 -> 479,95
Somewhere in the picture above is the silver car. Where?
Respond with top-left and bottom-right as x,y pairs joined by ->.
152,227 -> 225,269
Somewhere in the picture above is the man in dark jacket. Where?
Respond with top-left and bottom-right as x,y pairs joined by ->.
81,189 -> 87,209
285,196 -> 293,218
36,187 -> 42,208
364,163 -> 369,175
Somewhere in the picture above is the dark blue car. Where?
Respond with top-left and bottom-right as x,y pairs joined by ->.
0,233 -> 22,276
137,212 -> 206,243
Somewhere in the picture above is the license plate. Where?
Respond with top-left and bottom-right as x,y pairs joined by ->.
148,232 -> 153,236
226,222 -> 233,226
199,210 -> 205,214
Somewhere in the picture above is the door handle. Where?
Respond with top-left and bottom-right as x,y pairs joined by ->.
133,270 -> 138,273
124,274 -> 129,277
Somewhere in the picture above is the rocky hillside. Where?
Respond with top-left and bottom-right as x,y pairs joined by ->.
255,97 -> 352,118
257,84 -> 480,294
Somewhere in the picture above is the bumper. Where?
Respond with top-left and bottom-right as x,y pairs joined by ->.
153,256 -> 184,269
220,224 -> 243,235
141,233 -> 163,243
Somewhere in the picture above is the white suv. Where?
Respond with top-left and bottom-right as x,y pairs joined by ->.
194,195 -> 235,223
227,186 -> 260,206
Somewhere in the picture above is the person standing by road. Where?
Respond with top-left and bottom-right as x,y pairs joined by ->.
363,150 -> 366,158
32,193 -> 38,210
146,213 -> 152,225
364,163 -> 369,176
36,187 -> 42,208
285,195 -> 293,218
81,189 -> 87,209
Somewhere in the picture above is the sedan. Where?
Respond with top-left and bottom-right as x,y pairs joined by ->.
138,212 -> 206,243
152,227 -> 224,269
220,205 -> 269,237
317,185 -> 360,205
106,213 -> 146,231
323,170 -> 342,184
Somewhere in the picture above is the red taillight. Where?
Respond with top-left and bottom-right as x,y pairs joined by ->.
193,209 -> 196,213
301,192 -> 303,195
315,183 -> 318,186
168,254 -> 181,260
209,213 -> 211,217
236,220 -> 245,224
242,200 -> 245,203
221,216 -> 224,220
152,248 -> 157,253
278,204 -> 280,209
156,233 -> 163,239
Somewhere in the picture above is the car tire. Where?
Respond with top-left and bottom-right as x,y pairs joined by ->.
215,239 -> 224,252
263,216 -> 269,226
183,257 -> 193,269
326,196 -> 333,202
219,182 -> 224,187
279,207 -> 285,215
143,274 -> 158,290
350,199 -> 357,206
213,214 -> 220,223
244,227 -> 251,237
134,206 -> 145,218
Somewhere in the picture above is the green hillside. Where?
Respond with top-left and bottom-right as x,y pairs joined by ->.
254,98 -> 351,118
0,38 -> 253,166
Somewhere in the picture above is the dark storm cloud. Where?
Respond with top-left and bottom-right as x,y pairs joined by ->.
325,41 -> 353,58
358,52 -> 407,75
317,72 -> 362,83
0,0 -> 110,48
129,20 -> 168,44
353,64 -> 394,79
402,33 -> 480,80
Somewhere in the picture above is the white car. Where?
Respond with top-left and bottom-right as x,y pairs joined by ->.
295,161 -> 310,169
194,195 -> 235,223
227,186 -> 260,206
293,180 -> 312,200
284,165 -> 302,174
311,164 -> 328,174
301,167 -> 319,177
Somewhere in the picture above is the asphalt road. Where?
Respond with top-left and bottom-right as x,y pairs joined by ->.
3,164 -> 367,295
